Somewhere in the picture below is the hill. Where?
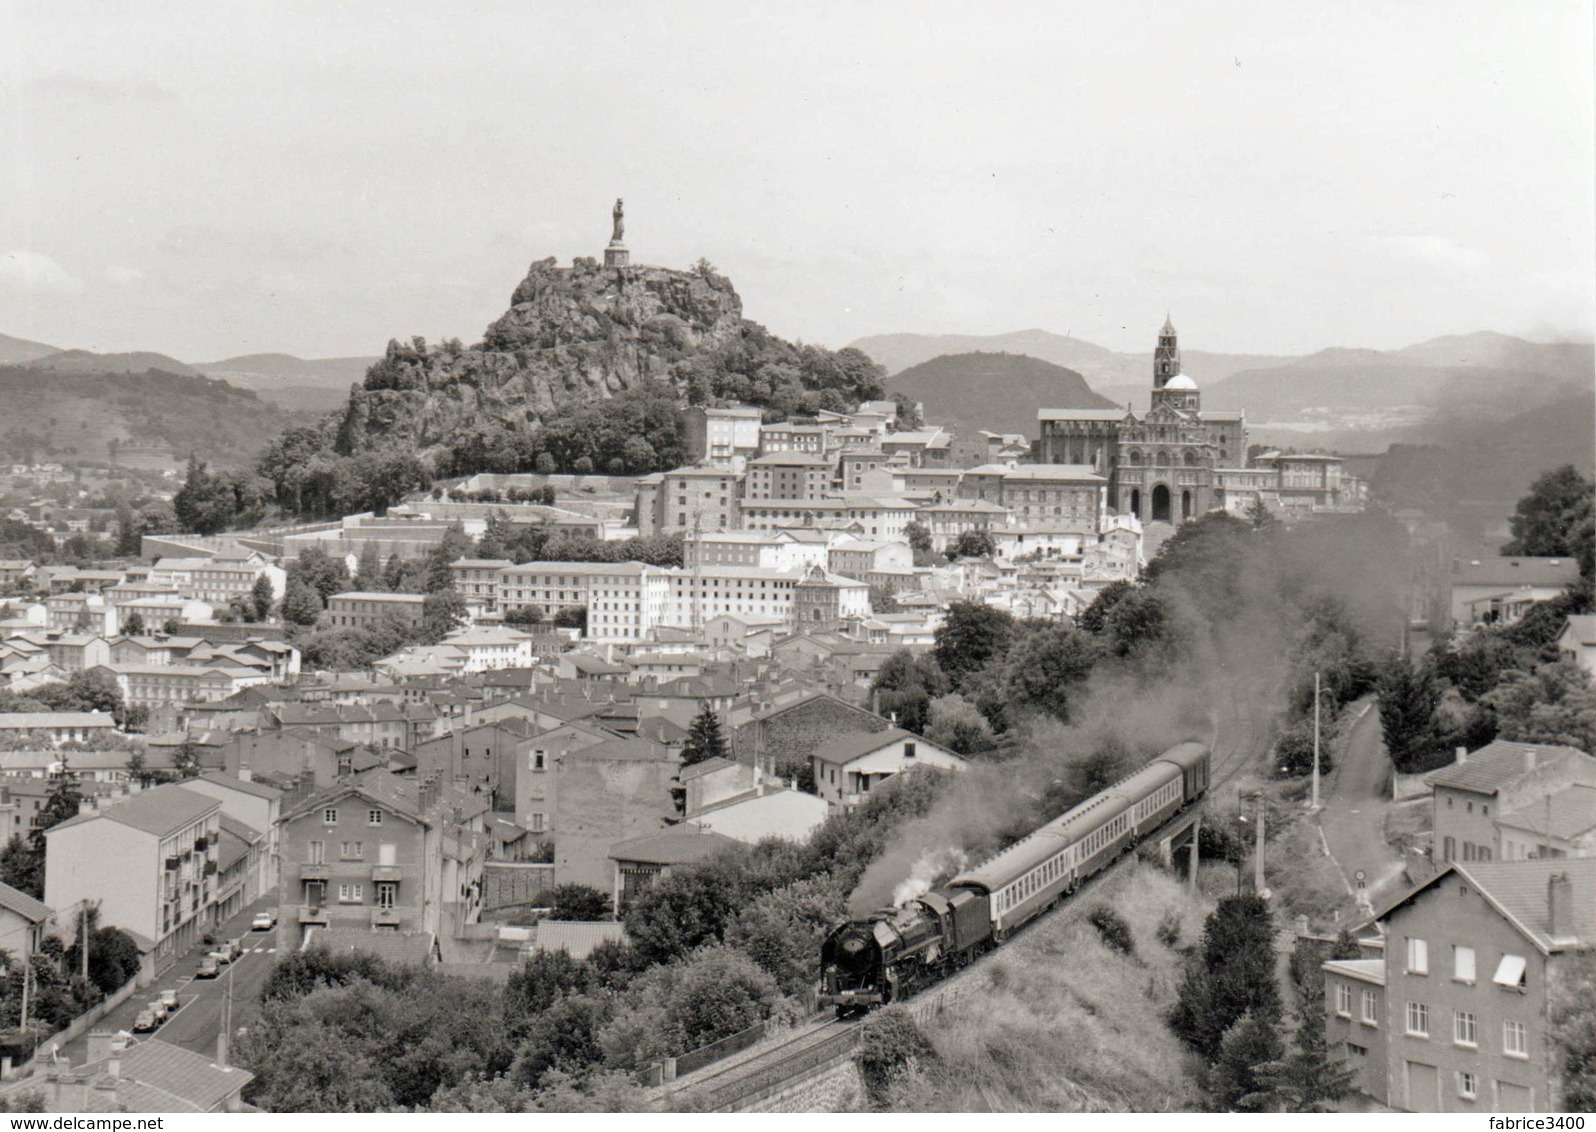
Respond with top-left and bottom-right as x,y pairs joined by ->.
25,348 -> 200,376
888,351 -> 1116,435
0,366 -> 318,466
194,353 -> 380,408
0,332 -> 60,366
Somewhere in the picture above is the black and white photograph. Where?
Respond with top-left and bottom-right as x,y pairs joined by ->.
0,0 -> 1591,1117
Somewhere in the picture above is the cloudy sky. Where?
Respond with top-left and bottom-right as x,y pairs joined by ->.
2,1 -> 1591,361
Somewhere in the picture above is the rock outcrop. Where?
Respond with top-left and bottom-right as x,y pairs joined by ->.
332,256 -> 746,460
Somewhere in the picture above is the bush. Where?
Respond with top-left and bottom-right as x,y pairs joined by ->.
1087,905 -> 1136,956
1156,909 -> 1183,949
858,1012 -> 936,1106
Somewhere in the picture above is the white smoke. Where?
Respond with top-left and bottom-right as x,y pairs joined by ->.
891,846 -> 969,907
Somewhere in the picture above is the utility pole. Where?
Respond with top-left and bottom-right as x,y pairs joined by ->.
19,953 -> 29,1034
1187,816 -> 1200,891
1254,794 -> 1267,896
217,962 -> 234,1067
80,904 -> 90,983
1311,670 -> 1321,810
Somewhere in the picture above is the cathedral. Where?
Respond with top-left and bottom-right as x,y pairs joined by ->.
1035,318 -> 1248,523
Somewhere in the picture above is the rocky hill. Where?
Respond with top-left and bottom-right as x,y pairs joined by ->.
888,351 -> 1116,435
326,255 -> 883,469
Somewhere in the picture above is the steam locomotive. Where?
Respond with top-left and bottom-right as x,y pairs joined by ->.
820,741 -> 1210,1015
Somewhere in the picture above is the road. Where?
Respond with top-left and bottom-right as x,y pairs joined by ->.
1315,696 -> 1409,912
58,893 -> 281,1068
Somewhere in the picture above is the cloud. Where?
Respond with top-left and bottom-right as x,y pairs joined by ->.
0,250 -> 84,296
102,265 -> 146,285
24,74 -> 179,104
1378,233 -> 1492,273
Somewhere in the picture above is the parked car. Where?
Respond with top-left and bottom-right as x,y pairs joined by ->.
224,938 -> 244,960
196,955 -> 220,978
145,1000 -> 168,1023
159,989 -> 179,1011
132,1010 -> 159,1032
251,911 -> 277,931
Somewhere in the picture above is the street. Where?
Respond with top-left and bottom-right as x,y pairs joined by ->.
1314,696 -> 1410,913
57,893 -> 282,1068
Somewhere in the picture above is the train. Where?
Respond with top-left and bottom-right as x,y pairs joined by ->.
819,741 -> 1210,1016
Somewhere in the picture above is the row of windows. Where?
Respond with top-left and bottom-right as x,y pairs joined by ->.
1405,937 -> 1525,988
1134,779 -> 1183,820
321,808 -> 384,826
1400,1001 -> 1527,1056
1080,812 -> 1129,858
1334,982 -> 1380,1025
995,846 -> 1079,913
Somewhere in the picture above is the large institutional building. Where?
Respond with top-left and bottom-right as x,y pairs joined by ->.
1037,318 -> 1356,522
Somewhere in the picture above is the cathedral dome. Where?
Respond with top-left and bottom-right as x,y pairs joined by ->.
1164,373 -> 1198,390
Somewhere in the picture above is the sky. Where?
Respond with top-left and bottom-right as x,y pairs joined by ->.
1,1 -> 1592,361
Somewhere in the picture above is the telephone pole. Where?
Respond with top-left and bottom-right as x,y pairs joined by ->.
1311,670 -> 1321,811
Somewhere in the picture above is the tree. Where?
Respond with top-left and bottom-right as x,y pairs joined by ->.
173,739 -> 203,779
281,578 -> 324,626
1100,586 -> 1171,660
1210,1010 -> 1286,1111
923,693 -> 997,755
947,529 -> 996,560
1552,952 -> 1596,1112
0,834 -> 42,900
173,455 -> 238,535
424,524 -> 472,594
420,591 -> 468,645
932,601 -> 1016,691
126,747 -> 165,787
355,541 -> 384,591
249,574 -> 276,622
1077,579 -> 1133,636
680,704 -> 727,767
544,884 -> 611,922
661,946 -> 783,1051
65,923 -> 141,995
1002,625 -> 1098,722
1503,464 -> 1595,558
1375,656 -> 1444,773
1170,894 -> 1281,1060
121,610 -> 146,636
903,521 -> 935,566
870,650 -> 949,733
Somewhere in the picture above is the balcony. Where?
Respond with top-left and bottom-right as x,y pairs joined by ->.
370,865 -> 403,883
370,908 -> 403,928
298,905 -> 329,925
299,863 -> 331,882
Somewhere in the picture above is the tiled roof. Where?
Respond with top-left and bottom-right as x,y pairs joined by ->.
92,1037 -> 251,1112
0,712 -> 115,730
1497,785 -> 1596,839
609,829 -> 739,865
77,784 -> 219,838
1563,614 -> 1596,647
1460,859 -> 1596,950
1322,958 -> 1384,984
1423,740 -> 1595,795
0,880 -> 50,922
197,771 -> 282,801
1451,555 -> 1581,589
679,756 -> 735,782
811,726 -> 916,766
531,920 -> 627,958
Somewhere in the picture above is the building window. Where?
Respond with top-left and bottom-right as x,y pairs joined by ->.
1457,1071 -> 1477,1101
1493,954 -> 1527,990
533,750 -> 547,771
1406,937 -> 1428,975
338,883 -> 363,904
1406,1001 -> 1429,1037
323,808 -> 338,824
307,840 -> 325,864
340,841 -> 363,860
1345,1042 -> 1367,1058
1335,983 -> 1352,1017
368,809 -> 383,826
530,813 -> 546,833
375,881 -> 397,909
1454,1010 -> 1477,1047
1504,1020 -> 1527,1057
1453,945 -> 1476,983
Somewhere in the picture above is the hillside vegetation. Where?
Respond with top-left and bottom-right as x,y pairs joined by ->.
0,366 -> 317,465
887,351 -> 1116,435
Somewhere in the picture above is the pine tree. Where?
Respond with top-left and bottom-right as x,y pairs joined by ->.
680,704 -> 728,767
173,739 -> 203,780
250,573 -> 276,621
281,578 -> 323,626
1210,1010 -> 1286,1111
356,542 -> 384,590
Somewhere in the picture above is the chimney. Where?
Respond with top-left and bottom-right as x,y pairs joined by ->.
1524,747 -> 1536,774
238,760 -> 253,783
1549,872 -> 1575,941
1455,746 -> 1467,765
86,1030 -> 114,1065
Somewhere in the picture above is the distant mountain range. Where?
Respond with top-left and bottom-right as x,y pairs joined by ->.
0,332 -> 376,411
856,327 -> 1593,447
889,352 -> 1116,436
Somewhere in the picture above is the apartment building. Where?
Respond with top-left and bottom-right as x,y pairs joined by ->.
1425,741 -> 1596,865
682,530 -> 831,572
324,592 -> 427,631
44,784 -> 224,967
183,772 -> 283,909
1334,860 -> 1595,1112
810,727 -> 966,810
744,453 -> 835,501
683,405 -> 763,467
277,770 -> 488,944
450,558 -> 513,613
635,467 -> 740,536
101,663 -> 268,708
498,561 -> 671,643
663,566 -> 800,631
147,552 -> 284,608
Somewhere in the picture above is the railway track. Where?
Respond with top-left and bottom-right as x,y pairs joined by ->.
655,1017 -> 861,1110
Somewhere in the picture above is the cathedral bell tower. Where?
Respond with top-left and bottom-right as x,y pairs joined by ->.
1154,314 -> 1180,390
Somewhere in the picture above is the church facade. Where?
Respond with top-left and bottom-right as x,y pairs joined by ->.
1036,318 -> 1246,523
